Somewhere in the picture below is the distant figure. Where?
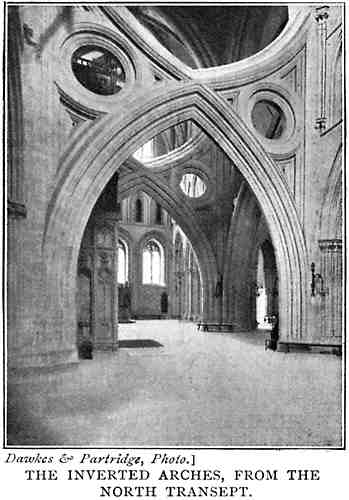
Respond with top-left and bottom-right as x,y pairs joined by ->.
119,282 -> 131,322
161,292 -> 168,314
78,337 -> 93,359
215,273 -> 223,298
266,315 -> 279,351
123,282 -> 131,309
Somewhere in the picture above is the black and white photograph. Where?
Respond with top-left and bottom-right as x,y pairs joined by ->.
4,1 -> 344,454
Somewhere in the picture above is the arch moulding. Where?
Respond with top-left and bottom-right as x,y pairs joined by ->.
42,81 -> 308,366
319,144 -> 342,241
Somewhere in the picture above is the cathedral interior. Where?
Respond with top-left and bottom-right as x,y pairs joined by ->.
6,4 -> 343,447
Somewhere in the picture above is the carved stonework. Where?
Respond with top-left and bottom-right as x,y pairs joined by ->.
23,23 -> 39,48
96,227 -> 113,248
319,238 -> 342,252
315,5 -> 329,23
77,249 -> 92,271
314,6 -> 330,132
97,251 -> 112,270
226,91 -> 240,112
275,155 -> 297,198
7,200 -> 27,218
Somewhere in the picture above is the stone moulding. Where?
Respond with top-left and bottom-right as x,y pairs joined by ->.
55,21 -> 152,120
102,6 -> 190,82
42,82 -> 308,368
139,130 -> 209,172
103,6 -> 311,90
239,82 -> 302,156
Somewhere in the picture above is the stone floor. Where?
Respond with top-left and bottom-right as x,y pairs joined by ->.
7,320 -> 342,447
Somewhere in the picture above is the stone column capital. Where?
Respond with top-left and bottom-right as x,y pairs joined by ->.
319,238 -> 342,252
315,6 -> 329,23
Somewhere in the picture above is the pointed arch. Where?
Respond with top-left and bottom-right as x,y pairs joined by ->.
142,238 -> 165,285
117,238 -> 129,285
117,163 -> 217,318
43,81 -> 307,355
135,196 -> 143,223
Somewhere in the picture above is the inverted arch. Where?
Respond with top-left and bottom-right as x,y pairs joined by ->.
103,6 -> 310,90
43,81 -> 307,353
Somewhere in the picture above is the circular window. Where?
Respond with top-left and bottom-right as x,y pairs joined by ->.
180,173 -> 207,198
72,45 -> 126,96
251,100 -> 286,139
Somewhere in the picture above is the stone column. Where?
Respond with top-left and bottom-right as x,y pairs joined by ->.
318,239 -> 342,343
315,6 -> 329,132
191,266 -> 198,321
92,212 -> 119,351
174,271 -> 183,318
7,210 -> 26,357
264,264 -> 277,317
189,265 -> 194,320
178,273 -> 183,318
196,268 -> 202,320
183,258 -> 190,320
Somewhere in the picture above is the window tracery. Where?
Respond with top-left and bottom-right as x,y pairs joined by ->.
117,239 -> 128,284
142,239 -> 165,285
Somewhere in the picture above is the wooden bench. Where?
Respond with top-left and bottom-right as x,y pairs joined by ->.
277,341 -> 342,355
197,322 -> 233,332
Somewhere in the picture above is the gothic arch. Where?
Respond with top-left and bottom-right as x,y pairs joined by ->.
251,219 -> 278,319
135,230 -> 170,287
43,81 -> 307,358
117,166 -> 218,316
117,227 -> 133,284
117,226 -> 134,248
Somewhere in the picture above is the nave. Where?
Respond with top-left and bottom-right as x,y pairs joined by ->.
6,4 -> 343,448
8,320 -> 341,447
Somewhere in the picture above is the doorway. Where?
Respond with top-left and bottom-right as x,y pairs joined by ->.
256,240 -> 278,330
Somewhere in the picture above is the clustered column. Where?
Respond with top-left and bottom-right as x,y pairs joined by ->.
318,239 -> 342,341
